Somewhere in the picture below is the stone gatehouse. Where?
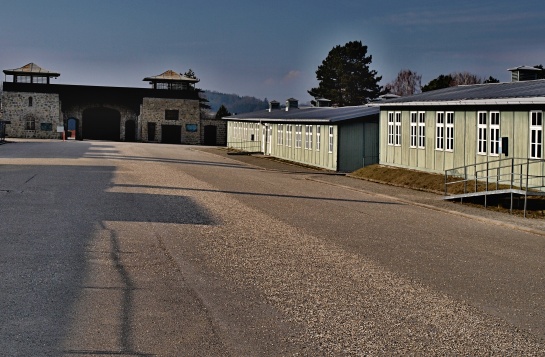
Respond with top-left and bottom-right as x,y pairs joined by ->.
1,63 -> 226,145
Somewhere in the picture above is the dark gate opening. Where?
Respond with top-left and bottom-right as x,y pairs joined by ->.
147,123 -> 156,141
203,125 -> 217,146
67,118 -> 79,140
125,120 -> 136,142
161,125 -> 181,144
82,107 -> 121,141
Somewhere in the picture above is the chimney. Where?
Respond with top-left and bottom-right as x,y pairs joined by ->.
508,66 -> 541,82
285,98 -> 299,111
268,100 -> 280,112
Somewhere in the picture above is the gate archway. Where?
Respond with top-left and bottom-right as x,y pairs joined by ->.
82,107 -> 121,141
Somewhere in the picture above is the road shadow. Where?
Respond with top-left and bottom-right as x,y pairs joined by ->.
0,163 -> 217,355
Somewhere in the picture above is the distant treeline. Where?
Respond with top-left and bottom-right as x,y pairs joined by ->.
203,90 -> 268,114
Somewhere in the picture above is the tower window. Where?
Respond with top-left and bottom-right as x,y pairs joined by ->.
165,110 -> 179,120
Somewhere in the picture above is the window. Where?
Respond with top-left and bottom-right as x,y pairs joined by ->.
394,112 -> 401,146
295,125 -> 302,148
316,126 -> 321,151
328,126 -> 334,153
33,76 -> 47,84
286,124 -> 292,147
388,112 -> 395,145
17,76 -> 31,83
530,111 -> 543,159
477,112 -> 487,155
445,112 -> 454,152
25,116 -> 35,130
436,112 -> 444,150
305,125 -> 313,149
410,112 -> 417,148
28,97 -> 33,107
418,112 -> 426,148
165,110 -> 179,120
490,112 -> 500,156
277,124 -> 283,145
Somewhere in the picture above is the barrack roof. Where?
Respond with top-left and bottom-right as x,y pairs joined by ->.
3,63 -> 60,77
143,70 -> 199,83
376,79 -> 545,106
224,105 -> 379,123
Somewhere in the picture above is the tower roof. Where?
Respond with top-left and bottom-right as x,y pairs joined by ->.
143,70 -> 199,83
3,62 -> 60,77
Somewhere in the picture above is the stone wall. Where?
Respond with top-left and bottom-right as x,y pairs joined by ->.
1,91 -> 62,139
200,118 -> 227,145
140,97 -> 200,144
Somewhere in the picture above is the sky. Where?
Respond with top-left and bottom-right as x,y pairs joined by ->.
1,0 -> 544,104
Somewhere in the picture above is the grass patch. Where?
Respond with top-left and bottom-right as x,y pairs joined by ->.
350,164 -> 545,218
350,164 -> 445,193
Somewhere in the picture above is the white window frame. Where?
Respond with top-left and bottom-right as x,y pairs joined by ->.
277,124 -> 283,145
445,112 -> 454,152
295,124 -> 302,148
286,124 -> 292,147
477,111 -> 487,155
387,112 -> 395,145
394,112 -> 401,146
436,112 -> 444,150
530,111 -> 543,159
410,112 -> 417,148
316,126 -> 321,151
328,126 -> 334,153
489,112 -> 500,156
418,112 -> 426,149
304,125 -> 313,150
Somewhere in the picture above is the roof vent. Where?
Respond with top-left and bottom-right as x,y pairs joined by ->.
285,98 -> 299,111
315,98 -> 332,107
508,66 -> 541,82
268,100 -> 280,112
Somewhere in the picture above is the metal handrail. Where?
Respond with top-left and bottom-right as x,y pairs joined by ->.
444,157 -> 545,217
227,140 -> 262,153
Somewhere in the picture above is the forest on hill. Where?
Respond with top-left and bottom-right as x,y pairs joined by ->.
203,90 -> 268,114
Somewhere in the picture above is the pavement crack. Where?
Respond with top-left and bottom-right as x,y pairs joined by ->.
24,173 -> 37,184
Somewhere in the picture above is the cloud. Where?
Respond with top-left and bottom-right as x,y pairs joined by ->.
264,77 -> 277,86
283,70 -> 301,82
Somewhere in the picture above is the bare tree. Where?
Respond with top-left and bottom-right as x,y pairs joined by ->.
450,72 -> 482,85
385,69 -> 422,96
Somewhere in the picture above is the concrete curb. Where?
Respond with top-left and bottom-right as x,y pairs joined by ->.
306,176 -> 545,238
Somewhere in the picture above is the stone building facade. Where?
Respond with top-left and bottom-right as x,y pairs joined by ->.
140,97 -> 200,144
200,117 -> 227,146
1,63 -> 226,145
1,91 -> 61,139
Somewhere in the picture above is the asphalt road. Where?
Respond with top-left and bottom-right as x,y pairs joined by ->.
1,139 -> 545,356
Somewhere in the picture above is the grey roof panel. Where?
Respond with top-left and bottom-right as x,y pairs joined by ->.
224,105 -> 379,123
381,79 -> 545,104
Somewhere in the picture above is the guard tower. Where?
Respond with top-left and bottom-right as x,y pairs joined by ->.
143,70 -> 199,90
2,63 -> 62,139
3,62 -> 60,84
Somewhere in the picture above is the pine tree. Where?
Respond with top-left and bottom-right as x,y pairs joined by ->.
308,41 -> 382,106
215,104 -> 231,119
